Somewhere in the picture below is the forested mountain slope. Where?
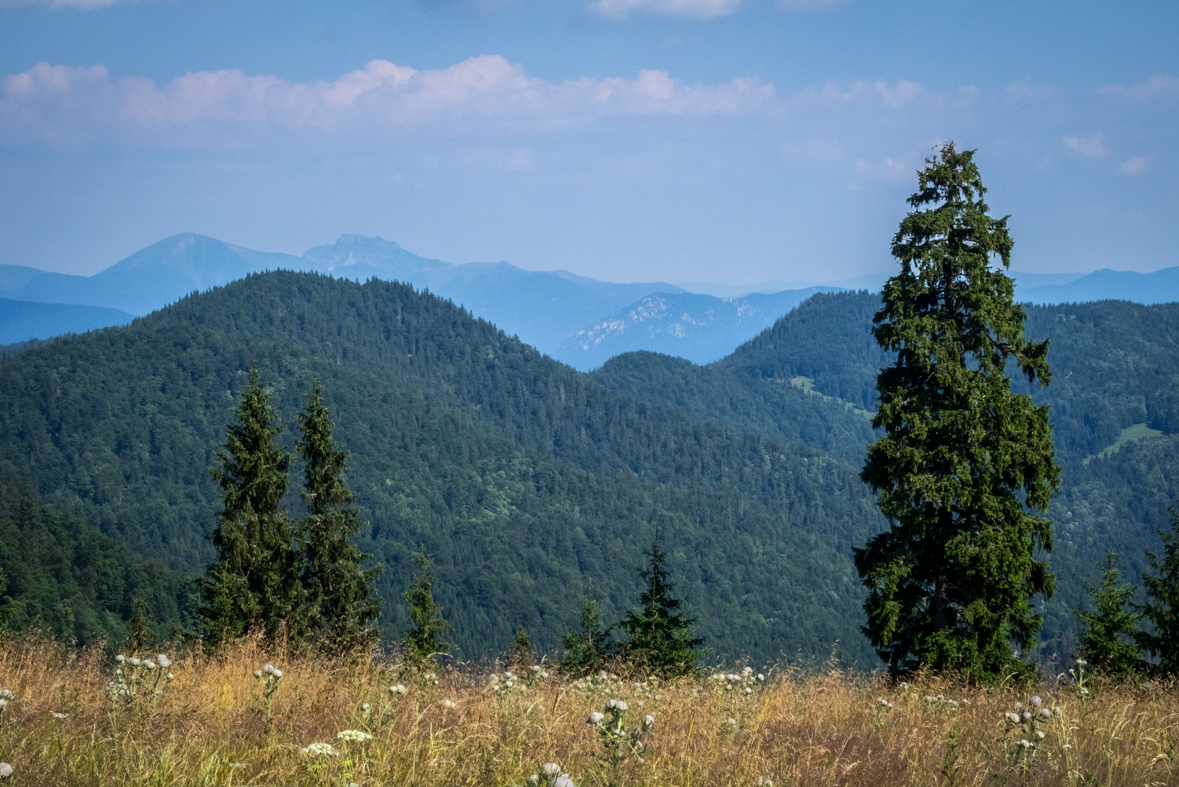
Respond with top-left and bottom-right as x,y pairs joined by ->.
597,291 -> 1179,659
0,477 -> 195,645
0,272 -> 886,664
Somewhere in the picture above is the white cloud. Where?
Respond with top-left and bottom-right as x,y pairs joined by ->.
588,0 -> 740,20
0,58 -> 776,146
1098,74 -> 1179,101
1062,132 -> 1108,158
792,79 -> 925,110
1118,156 -> 1148,175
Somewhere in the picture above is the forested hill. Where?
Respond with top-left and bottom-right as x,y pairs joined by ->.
0,272 -> 887,664
593,291 -> 1179,659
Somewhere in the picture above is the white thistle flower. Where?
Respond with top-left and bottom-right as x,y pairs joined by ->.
0,763 -> 11,778
263,664 -> 275,675
587,712 -> 604,724
1040,708 -> 1051,720
440,699 -> 456,709
1030,696 -> 1042,708
390,684 -> 408,694
1036,730 -> 1045,740
115,655 -> 126,663
644,714 -> 655,727
157,654 -> 172,669
542,763 -> 561,775
129,658 -> 141,666
254,670 -> 263,679
529,777 -> 540,785
144,660 -> 157,671
1074,659 -> 1087,667
551,775 -> 575,787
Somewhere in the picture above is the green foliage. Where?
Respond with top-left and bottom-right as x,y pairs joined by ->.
297,379 -> 381,652
620,533 -> 704,677
200,365 -> 300,646
855,143 -> 1060,681
561,586 -> 612,676
1138,508 -> 1179,676
510,625 -> 534,669
401,547 -> 453,666
124,599 -> 155,655
0,476 -> 194,645
1074,552 -> 1142,678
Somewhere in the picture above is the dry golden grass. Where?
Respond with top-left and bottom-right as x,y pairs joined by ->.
0,635 -> 1176,786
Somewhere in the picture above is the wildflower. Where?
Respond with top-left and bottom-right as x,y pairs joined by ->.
0,700 -> 6,710
440,699 -> 456,709
144,660 -> 157,671
1019,739 -> 1031,748
1036,730 -> 1045,740
543,764 -> 561,775
1022,711 -> 1032,721
726,717 -> 737,726
587,712 -> 604,724
1040,708 -> 1051,720
1005,712 -> 1021,724
756,779 -> 774,787
1030,696 -> 1042,708
391,684 -> 408,694
263,664 -> 276,675
166,673 -> 174,681
1013,702 -> 1023,711
529,777 -> 540,785
757,673 -> 765,681
253,670 -> 263,679
0,763 -> 11,778
1080,688 -> 1089,695
552,775 -> 575,787
644,714 -> 655,727
301,743 -> 339,757
606,699 -> 628,711
129,658 -> 141,666
51,712 -> 68,719
115,655 -> 126,663
337,730 -> 373,742
157,654 -> 172,669
541,671 -> 550,678
1074,659 -> 1087,667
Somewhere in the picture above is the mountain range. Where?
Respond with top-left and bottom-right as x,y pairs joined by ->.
2,233 -> 1177,370
0,273 -> 1175,664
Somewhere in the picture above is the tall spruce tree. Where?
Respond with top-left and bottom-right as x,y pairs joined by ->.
201,366 -> 300,646
621,533 -> 703,677
1138,507 -> 1179,676
401,547 -> 453,666
296,380 -> 381,651
855,143 -> 1059,681
1074,553 -> 1141,679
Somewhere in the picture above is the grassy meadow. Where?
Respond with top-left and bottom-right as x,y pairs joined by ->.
0,636 -> 1175,786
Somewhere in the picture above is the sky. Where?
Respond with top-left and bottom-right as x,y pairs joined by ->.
0,0 -> 1176,286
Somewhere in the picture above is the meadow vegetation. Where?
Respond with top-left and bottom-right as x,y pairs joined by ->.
0,634 -> 1176,786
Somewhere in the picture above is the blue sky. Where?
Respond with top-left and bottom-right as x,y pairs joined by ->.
0,0 -> 1175,286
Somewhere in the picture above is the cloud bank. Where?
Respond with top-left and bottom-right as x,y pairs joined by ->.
0,57 -> 779,145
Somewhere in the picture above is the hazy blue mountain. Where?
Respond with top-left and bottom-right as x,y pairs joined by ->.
0,299 -> 134,344
10,234 -> 302,315
1020,266 -> 1179,305
0,264 -> 48,295
553,288 -> 837,370
670,278 -> 818,298
302,235 -> 685,353
5,233 -> 682,355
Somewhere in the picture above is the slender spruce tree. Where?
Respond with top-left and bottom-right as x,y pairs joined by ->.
561,584 -> 612,676
201,365 -> 300,646
1074,552 -> 1142,679
401,547 -> 453,666
855,143 -> 1060,681
1138,507 -> 1179,676
621,532 -> 703,677
296,380 -> 381,651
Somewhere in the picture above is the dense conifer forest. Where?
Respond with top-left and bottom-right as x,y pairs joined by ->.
0,273 -> 1175,663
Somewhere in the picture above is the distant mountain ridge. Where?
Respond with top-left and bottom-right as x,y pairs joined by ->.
2,231 -> 1176,362
556,288 -> 837,370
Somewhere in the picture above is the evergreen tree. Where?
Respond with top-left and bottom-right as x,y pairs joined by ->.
124,599 -> 155,655
1138,507 -> 1179,676
297,380 -> 381,651
400,547 -> 453,666
1074,553 -> 1141,679
855,143 -> 1060,681
510,625 -> 534,670
621,533 -> 703,677
562,585 -> 612,676
200,366 -> 299,646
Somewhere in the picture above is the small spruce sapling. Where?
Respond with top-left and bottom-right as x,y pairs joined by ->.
400,547 -> 453,668
562,585 -> 612,676
1138,506 -> 1179,676
1074,552 -> 1142,679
